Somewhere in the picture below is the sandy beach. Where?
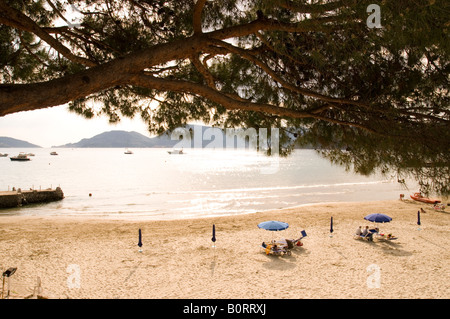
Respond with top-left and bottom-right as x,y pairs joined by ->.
0,199 -> 448,299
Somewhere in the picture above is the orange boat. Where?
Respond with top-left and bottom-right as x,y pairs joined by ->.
410,192 -> 441,204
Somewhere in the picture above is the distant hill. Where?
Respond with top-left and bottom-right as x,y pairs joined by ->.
54,126 -> 249,148
54,130 -> 176,148
0,136 -> 41,148
54,125 -> 312,149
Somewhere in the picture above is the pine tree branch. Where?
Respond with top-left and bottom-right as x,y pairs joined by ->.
0,1 -> 97,67
193,0 -> 207,34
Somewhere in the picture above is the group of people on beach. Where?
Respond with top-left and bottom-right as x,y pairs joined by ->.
355,226 -> 381,241
262,242 -> 288,255
355,226 -> 395,241
262,238 -> 301,256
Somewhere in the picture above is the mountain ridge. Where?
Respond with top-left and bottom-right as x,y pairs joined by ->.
53,130 -> 177,148
54,126 -> 313,149
0,136 -> 42,148
53,126 -> 258,148
3,126 -> 312,149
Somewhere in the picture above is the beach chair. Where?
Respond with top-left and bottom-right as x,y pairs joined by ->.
292,230 -> 307,246
285,239 -> 294,249
354,233 -> 373,241
280,230 -> 307,247
274,230 -> 307,253
365,228 -> 398,241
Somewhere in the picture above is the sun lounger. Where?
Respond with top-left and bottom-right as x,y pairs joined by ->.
264,230 -> 307,256
275,230 -> 307,249
374,233 -> 398,241
367,229 -> 398,241
354,231 -> 397,241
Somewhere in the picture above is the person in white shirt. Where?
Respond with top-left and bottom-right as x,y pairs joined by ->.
355,226 -> 363,236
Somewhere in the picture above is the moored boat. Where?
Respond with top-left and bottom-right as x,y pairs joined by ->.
410,192 -> 441,204
10,153 -> 31,161
50,151 -> 58,155
168,149 -> 184,154
0,153 -> 8,157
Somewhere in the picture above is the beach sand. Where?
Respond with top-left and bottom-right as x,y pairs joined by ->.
0,199 -> 448,299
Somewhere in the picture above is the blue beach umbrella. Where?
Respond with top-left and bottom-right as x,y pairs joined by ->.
364,213 -> 392,223
257,221 -> 289,231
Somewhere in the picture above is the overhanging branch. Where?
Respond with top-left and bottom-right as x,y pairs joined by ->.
193,0 -> 207,34
206,38 -> 369,109
129,73 -> 385,135
0,1 -> 97,67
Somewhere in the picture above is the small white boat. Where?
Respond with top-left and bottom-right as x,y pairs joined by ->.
50,151 -> 58,155
0,153 -> 8,157
167,149 -> 184,154
124,149 -> 133,154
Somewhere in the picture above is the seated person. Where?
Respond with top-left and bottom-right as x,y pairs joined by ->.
285,239 -> 294,249
264,244 -> 272,255
362,226 -> 373,240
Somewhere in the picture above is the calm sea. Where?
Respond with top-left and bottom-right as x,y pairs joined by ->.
0,148 -> 415,220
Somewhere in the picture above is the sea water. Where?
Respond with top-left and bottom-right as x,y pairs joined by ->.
0,148 -> 415,220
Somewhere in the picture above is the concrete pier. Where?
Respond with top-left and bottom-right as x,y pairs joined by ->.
0,187 -> 64,209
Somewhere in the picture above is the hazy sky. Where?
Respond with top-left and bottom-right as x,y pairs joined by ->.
0,104 -> 151,148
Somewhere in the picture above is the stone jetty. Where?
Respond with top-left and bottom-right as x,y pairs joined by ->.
0,187 -> 64,209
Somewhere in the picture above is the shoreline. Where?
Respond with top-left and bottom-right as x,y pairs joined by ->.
0,199 -> 407,222
0,199 -> 448,299
0,196 -> 431,221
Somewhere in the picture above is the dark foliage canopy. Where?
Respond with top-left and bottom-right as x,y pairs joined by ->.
0,0 -> 449,195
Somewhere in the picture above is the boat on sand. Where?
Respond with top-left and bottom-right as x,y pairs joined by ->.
410,192 -> 441,204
